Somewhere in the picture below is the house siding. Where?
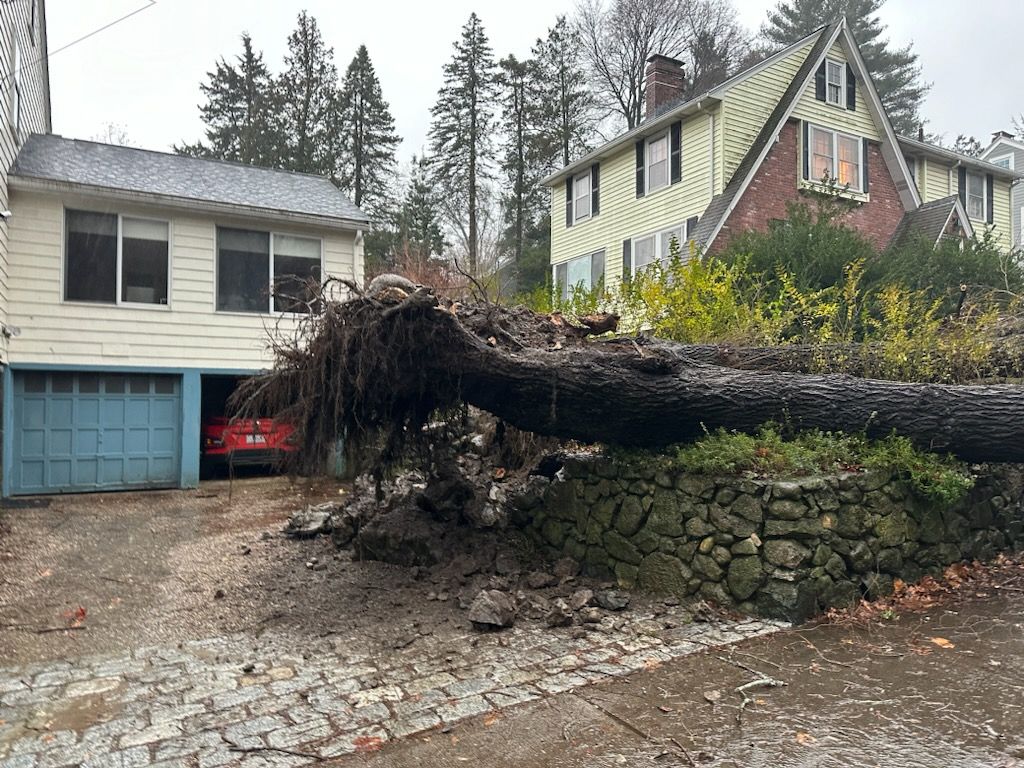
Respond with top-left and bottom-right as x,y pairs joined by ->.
720,41 -> 812,184
550,109 -> 716,286
1,1 -> 49,356
5,189 -> 361,369
790,42 -> 881,143
714,120 -> 905,252
980,140 -> 1024,248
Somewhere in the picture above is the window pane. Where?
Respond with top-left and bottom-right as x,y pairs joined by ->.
837,136 -> 860,190
78,374 -> 100,394
660,227 -> 684,260
967,173 -> 984,196
573,172 -> 591,221
22,373 -> 46,393
122,218 -> 169,304
129,376 -> 150,394
647,136 -> 669,191
65,210 -> 117,303
634,236 -> 656,269
154,377 -> 176,395
810,128 -> 834,182
272,234 -> 321,313
555,262 -> 568,300
217,228 -> 269,312
51,374 -> 74,393
567,254 -> 591,292
590,251 -> 605,288
104,375 -> 125,394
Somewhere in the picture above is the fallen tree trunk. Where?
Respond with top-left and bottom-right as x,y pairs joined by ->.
239,288 -> 1024,467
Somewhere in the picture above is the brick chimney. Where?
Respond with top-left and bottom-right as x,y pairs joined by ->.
645,54 -> 686,120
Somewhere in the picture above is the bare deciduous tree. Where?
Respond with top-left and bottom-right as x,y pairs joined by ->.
574,0 -> 749,130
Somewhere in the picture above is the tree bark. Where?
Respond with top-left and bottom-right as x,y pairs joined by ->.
403,301 -> 1024,463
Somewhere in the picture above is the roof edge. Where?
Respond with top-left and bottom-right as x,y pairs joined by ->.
8,175 -> 371,230
898,135 -> 1024,179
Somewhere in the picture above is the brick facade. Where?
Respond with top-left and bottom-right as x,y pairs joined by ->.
713,120 -> 907,253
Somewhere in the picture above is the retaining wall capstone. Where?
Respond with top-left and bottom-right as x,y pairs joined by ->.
510,456 -> 1024,621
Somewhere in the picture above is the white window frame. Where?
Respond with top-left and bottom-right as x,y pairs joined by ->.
214,226 -> 325,315
807,124 -> 864,193
631,221 -> 690,274
989,153 -> 1014,171
552,249 -> 605,299
965,171 -> 986,221
825,58 -> 845,106
572,169 -> 591,223
646,131 -> 670,194
61,209 -> 173,309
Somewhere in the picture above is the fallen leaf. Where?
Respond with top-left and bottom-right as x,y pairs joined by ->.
63,606 -> 87,628
38,568 -> 52,578
929,637 -> 955,649
703,690 -> 722,704
795,731 -> 816,745
658,705 -> 673,713
492,467 -> 507,480
483,711 -> 501,727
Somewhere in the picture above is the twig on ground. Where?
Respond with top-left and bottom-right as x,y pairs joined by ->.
734,677 -> 788,724
222,735 -> 324,761
34,625 -> 87,634
794,634 -> 855,668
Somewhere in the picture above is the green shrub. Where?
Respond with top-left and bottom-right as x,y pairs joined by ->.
672,425 -> 973,505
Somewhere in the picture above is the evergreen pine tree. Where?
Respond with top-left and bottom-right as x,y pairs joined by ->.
497,54 -> 545,273
533,16 -> 594,169
278,12 -> 339,176
761,0 -> 929,136
398,155 -> 447,263
428,13 -> 497,275
175,34 -> 281,165
337,45 -> 401,215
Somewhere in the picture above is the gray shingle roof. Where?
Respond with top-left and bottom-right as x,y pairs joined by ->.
10,134 -> 369,226
888,195 -> 960,250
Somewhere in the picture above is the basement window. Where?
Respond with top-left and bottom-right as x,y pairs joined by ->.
216,227 -> 322,314
64,210 -> 169,305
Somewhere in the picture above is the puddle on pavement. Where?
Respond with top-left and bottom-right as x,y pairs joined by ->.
0,688 -> 125,755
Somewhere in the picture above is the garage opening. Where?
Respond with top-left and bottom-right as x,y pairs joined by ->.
199,374 -> 293,478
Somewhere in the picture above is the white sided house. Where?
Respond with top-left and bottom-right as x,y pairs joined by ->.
2,134 -> 368,495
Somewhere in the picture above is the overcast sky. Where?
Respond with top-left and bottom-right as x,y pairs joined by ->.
45,0 -> 1022,161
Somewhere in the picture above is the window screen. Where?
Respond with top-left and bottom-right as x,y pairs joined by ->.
65,210 -> 117,303
217,228 -> 270,312
122,218 -> 169,304
273,234 -> 321,313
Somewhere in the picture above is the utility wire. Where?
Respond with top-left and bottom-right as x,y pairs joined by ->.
3,0 -> 157,87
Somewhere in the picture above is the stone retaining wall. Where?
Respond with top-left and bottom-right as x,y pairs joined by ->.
511,457 -> 1024,621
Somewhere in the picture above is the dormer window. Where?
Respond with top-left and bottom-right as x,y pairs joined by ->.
825,59 -> 844,106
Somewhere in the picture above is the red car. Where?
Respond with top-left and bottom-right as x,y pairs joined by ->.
200,416 -> 298,469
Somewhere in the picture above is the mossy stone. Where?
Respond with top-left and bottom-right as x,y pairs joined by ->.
637,552 -> 693,596
726,556 -> 765,601
603,530 -> 642,565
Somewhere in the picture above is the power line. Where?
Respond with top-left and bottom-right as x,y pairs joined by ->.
3,0 -> 157,86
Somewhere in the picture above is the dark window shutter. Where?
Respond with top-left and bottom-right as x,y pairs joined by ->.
565,177 -> 574,227
958,167 -> 967,208
622,239 -> 632,284
590,163 -> 600,217
802,121 -> 810,180
685,216 -> 698,240
862,138 -> 869,192
815,61 -> 826,102
986,173 -> 994,224
670,121 -> 682,184
635,141 -> 645,197
846,63 -> 856,111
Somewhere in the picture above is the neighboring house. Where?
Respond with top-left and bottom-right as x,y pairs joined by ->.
542,19 -> 1021,297
979,130 -> 1024,250
0,5 -> 368,496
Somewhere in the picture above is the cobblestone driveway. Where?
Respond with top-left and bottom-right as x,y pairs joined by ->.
0,613 -> 780,767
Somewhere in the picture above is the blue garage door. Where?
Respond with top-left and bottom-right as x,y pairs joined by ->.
10,372 -> 182,495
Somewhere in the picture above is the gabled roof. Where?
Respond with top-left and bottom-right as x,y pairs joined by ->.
981,133 -> 1024,159
693,19 -> 920,250
898,135 -> 1022,180
691,20 -> 841,247
10,134 -> 370,228
539,24 -> 829,187
888,195 -> 973,251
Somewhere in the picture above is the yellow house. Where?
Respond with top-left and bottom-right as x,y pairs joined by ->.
541,19 -> 1020,297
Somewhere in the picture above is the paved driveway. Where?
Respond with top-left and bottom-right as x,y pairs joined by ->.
0,480 -> 780,767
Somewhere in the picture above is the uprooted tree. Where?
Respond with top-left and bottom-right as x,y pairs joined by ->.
235,281 -> 1024,473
